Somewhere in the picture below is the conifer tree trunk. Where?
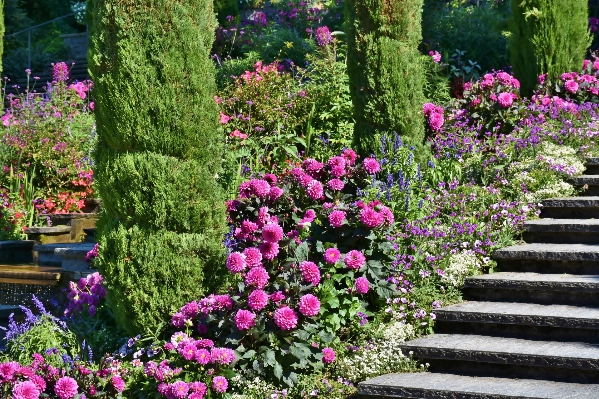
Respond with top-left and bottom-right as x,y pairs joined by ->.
510,0 -> 591,96
345,0 -> 426,157
88,0 -> 228,335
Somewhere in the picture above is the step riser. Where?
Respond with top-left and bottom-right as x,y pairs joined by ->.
541,207 -> 599,219
522,231 -> 599,244
496,259 -> 599,274
574,185 -> 599,196
463,287 -> 599,306
419,359 -> 599,384
434,321 -> 599,343
585,165 -> 599,174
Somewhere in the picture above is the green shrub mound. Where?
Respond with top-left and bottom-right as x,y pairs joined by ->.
97,220 -> 227,335
88,0 -> 221,164
509,0 -> 591,96
94,148 -> 226,233
89,0 -> 226,336
345,0 -> 426,157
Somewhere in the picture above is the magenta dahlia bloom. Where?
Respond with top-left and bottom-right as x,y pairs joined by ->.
315,26 -> 333,47
12,380 -> 40,399
0,361 -> 19,380
565,79 -> 579,94
190,381 -> 207,396
52,62 -> 69,82
303,158 -> 324,173
235,309 -> 256,330
360,207 -> 383,228
298,294 -> 321,316
306,180 -> 324,200
170,381 -> 189,399
195,348 -> 210,365
263,173 -> 278,184
274,306 -> 298,330
303,209 -> 316,222
497,92 -> 515,108
241,220 -> 258,234
327,178 -> 344,191
299,261 -> 321,285
270,291 -> 286,302
181,301 -> 199,319
328,210 -> 346,228
428,112 -> 444,131
242,247 -> 263,268
379,205 -> 394,225
344,250 -> 366,269
341,148 -> 357,164
269,186 -> 284,201
248,289 -> 269,311
249,179 -> 271,198
262,223 -> 284,243
245,267 -> 270,289
259,241 -> 280,260
354,277 -> 370,294
54,377 -> 78,399
111,375 -> 126,393
179,343 -> 198,361
212,376 -> 228,393
363,157 -> 381,174
226,252 -> 247,273
211,348 -> 236,365
324,248 -> 341,264
322,347 -> 336,364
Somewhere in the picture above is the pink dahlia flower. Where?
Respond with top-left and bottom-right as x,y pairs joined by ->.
54,377 -> 78,399
274,306 -> 298,330
328,210 -> 346,228
270,291 -> 286,302
171,381 -> 189,399
354,277 -> 370,294
212,376 -> 228,393
344,250 -> 366,269
306,180 -> 324,200
565,79 -> 579,94
242,247 -> 263,268
341,148 -> 357,164
362,158 -> 381,174
259,241 -> 279,260
360,207 -> 383,228
241,220 -> 258,235
322,347 -> 336,364
245,267 -> 270,289
428,112 -> 444,131
249,179 -> 271,198
226,252 -> 247,274
269,186 -> 284,201
324,248 -> 341,264
497,92 -> 515,108
299,261 -> 321,285
262,223 -> 284,243
12,381 -> 40,399
210,348 -> 236,365
248,289 -> 269,311
111,375 -> 126,392
235,309 -> 256,330
327,178 -> 344,191
298,294 -> 321,316
195,348 -> 210,365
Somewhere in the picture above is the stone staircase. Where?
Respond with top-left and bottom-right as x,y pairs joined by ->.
359,158 -> 599,398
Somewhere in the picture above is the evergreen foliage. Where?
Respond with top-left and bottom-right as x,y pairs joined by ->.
509,0 -> 592,96
0,0 -> 4,76
88,0 -> 227,336
345,0 -> 426,157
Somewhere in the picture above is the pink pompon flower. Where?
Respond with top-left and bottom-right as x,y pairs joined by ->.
245,267 -> 270,289
341,148 -> 357,164
241,220 -> 258,234
190,381 -> 207,396
212,376 -> 228,394
298,294 -> 320,316
220,111 -> 231,124
303,209 -> 316,222
303,158 -> 324,173
263,174 -> 278,184
379,205 -> 395,225
259,241 -> 280,260
12,380 -> 40,399
226,252 -> 247,273
324,248 -> 341,264
354,277 -> 370,294
54,377 -> 78,399
269,186 -> 284,201
429,50 -> 441,63
362,158 -> 380,174
497,92 -> 514,108
248,289 -> 269,311
428,112 -> 444,131
299,261 -> 321,285
195,349 -> 211,365
322,348 -> 336,364
327,178 -> 344,191
306,180 -> 324,200
235,309 -> 256,330
328,210 -> 346,228
242,247 -> 263,268
210,348 -> 236,365
171,381 -> 189,399
564,79 -> 579,94
344,250 -> 366,269
250,179 -> 271,198
111,375 -> 126,393
274,306 -> 298,330
360,207 -> 383,228
315,25 -> 333,47
0,361 -> 19,380
270,291 -> 286,302
262,223 -> 284,243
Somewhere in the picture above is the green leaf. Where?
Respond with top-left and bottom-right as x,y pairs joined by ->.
274,361 -> 283,380
243,349 -> 256,359
264,349 -> 277,367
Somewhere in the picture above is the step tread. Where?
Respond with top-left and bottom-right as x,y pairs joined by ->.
34,242 -> 93,252
524,219 -> 599,232
24,226 -> 72,234
572,175 -> 599,184
0,265 -> 61,280
586,158 -> 599,165
465,272 -> 599,291
401,334 -> 599,366
437,301 -> 599,329
359,373 -> 599,398
493,243 -> 599,261
541,197 -> 599,207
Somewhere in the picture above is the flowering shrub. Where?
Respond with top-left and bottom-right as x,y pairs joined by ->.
64,272 -> 106,318
0,63 -> 95,218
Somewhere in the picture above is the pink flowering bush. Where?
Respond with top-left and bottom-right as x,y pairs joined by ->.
168,149 -> 396,385
534,55 -> 599,104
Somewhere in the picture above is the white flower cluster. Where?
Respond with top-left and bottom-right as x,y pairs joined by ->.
71,2 -> 87,24
334,322 -> 415,383
230,374 -> 279,399
536,141 -> 585,177
442,250 -> 481,286
523,180 -> 574,203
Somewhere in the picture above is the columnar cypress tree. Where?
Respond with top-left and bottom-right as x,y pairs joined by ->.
88,0 -> 228,335
345,0 -> 426,157
510,0 -> 591,96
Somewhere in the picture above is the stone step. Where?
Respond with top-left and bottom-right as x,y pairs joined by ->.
585,158 -> 599,175
463,273 -> 599,306
56,243 -> 96,279
540,197 -> 599,218
493,243 -> 599,274
400,334 -> 599,383
571,175 -> 599,196
0,241 -> 34,264
359,373 -> 599,399
0,265 -> 61,281
522,219 -> 599,244
34,242 -> 93,267
435,301 -> 599,342
24,226 -> 73,244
